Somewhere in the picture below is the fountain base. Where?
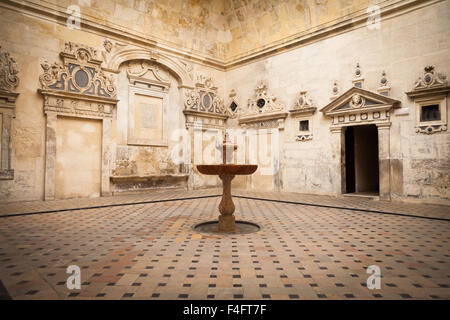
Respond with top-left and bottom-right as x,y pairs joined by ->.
194,220 -> 260,235
218,214 -> 235,232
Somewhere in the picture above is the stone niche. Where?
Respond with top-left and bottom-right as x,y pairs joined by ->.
38,42 -> 118,200
0,46 -> 19,180
100,40 -> 195,193
126,59 -> 170,147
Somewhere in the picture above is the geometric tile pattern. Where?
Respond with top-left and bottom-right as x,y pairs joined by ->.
0,190 -> 448,299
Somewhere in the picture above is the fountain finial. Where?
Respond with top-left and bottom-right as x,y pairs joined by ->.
218,132 -> 237,164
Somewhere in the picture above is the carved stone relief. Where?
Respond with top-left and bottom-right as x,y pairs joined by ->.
126,59 -> 171,91
321,87 -> 400,128
183,75 -> 227,130
330,80 -> 339,100
40,42 -> 116,99
0,46 -> 19,179
239,81 -> 287,127
407,66 -> 449,134
352,62 -> 364,88
289,91 -> 316,142
227,89 -> 239,119
289,91 -> 316,116
38,42 -> 118,200
100,39 -> 194,89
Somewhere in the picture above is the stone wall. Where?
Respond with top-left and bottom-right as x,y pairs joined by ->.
224,0 -> 450,203
0,6 -> 225,201
0,0 -> 448,204
3,0 -> 420,63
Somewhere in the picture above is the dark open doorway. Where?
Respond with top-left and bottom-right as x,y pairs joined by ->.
345,124 -> 379,195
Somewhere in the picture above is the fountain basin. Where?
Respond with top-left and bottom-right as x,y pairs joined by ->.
197,164 -> 258,175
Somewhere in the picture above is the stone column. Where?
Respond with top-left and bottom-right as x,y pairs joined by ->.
1,113 -> 12,171
330,127 -> 345,195
377,123 -> 391,200
44,112 -> 57,200
218,173 -> 236,232
101,118 -> 111,196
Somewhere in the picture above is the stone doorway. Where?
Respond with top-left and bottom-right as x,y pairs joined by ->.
55,117 -> 102,199
345,124 -> 379,196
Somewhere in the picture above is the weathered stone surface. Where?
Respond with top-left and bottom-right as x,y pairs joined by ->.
0,0 -> 448,205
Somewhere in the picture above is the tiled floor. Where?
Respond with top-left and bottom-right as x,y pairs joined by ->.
0,189 -> 448,300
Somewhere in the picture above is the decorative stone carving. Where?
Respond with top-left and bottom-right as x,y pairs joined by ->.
0,46 -> 19,180
38,42 -> 119,200
179,59 -> 194,81
377,70 -> 391,96
288,91 -> 316,142
242,119 -> 285,130
289,91 -> 316,116
183,75 -> 227,130
330,80 -> 339,100
296,133 -> 313,142
321,86 -> 401,129
413,66 -> 448,90
227,89 -> 239,118
42,93 -> 114,119
100,40 -> 194,89
0,46 -> 19,93
239,81 -> 287,127
322,85 -> 400,201
103,39 -> 113,54
126,60 -> 170,91
407,66 -> 449,135
39,43 -> 116,99
352,62 -> 365,88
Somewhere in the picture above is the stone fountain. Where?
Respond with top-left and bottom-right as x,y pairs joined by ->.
195,133 -> 258,233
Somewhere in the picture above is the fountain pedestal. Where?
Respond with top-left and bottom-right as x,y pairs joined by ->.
196,134 -> 258,233
218,173 -> 235,232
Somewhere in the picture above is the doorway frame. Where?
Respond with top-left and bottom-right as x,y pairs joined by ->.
321,87 -> 400,200
40,91 -> 117,200
343,123 -> 382,196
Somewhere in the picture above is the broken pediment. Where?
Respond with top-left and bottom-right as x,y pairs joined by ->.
289,91 -> 316,116
183,75 -> 228,130
239,81 -> 288,126
406,66 -> 450,99
38,42 -> 118,120
320,87 -> 400,127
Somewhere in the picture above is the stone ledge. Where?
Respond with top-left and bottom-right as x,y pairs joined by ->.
110,174 -> 189,193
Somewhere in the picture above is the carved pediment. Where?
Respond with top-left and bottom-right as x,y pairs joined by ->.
126,59 -> 171,91
289,91 -> 316,116
406,66 -> 450,99
321,87 -> 400,116
38,42 -> 118,119
183,75 -> 227,129
239,81 -> 287,125
184,75 -> 226,116
100,39 -> 194,88
321,87 -> 400,128
39,41 -> 117,99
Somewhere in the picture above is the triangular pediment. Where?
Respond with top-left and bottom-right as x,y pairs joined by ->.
320,87 -> 400,117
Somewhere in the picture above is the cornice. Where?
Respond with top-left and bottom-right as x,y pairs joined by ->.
222,0 -> 445,70
0,0 -> 225,70
0,0 -> 444,71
